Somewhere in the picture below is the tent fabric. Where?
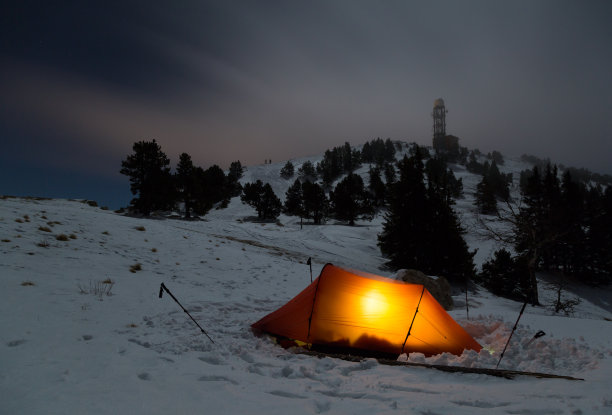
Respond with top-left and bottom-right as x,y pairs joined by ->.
252,264 -> 481,357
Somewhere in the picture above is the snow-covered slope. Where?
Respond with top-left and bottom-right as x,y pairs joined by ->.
1,151 -> 611,414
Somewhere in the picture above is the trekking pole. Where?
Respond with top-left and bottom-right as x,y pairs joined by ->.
307,257 -> 312,283
158,283 -> 214,343
465,277 -> 470,320
496,300 -> 527,369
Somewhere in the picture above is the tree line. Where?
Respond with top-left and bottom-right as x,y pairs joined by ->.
120,140 -> 243,218
477,163 -> 612,303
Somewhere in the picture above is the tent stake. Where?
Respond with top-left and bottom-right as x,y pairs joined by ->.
158,283 -> 214,344
496,300 -> 527,369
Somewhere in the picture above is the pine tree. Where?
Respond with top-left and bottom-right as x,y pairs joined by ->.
367,166 -> 386,208
284,179 -> 303,217
120,139 -> 174,216
302,181 -> 328,224
378,152 -> 430,271
378,148 -> 474,282
175,153 -> 196,218
475,175 -> 498,214
260,183 -> 282,220
478,249 -> 530,301
226,161 -> 244,198
298,161 -> 317,182
280,161 -> 295,179
241,180 -> 281,220
330,173 -> 374,225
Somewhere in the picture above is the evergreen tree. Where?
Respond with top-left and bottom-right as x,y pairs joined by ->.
201,165 -> 227,206
260,183 -> 282,220
226,161 -> 244,198
298,161 -> 317,182
302,181 -> 328,224
378,152 -> 430,272
280,161 -> 295,179
330,173 -> 374,225
475,175 -> 498,214
478,249 -> 530,301
384,138 -> 396,162
284,179 -> 303,217
425,156 -> 463,203
383,162 -> 396,186
175,153 -> 196,219
378,148 -> 474,282
367,166 -> 386,208
241,180 -> 281,220
120,139 -> 174,216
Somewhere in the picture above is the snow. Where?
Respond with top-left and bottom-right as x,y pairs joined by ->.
1,153 -> 612,414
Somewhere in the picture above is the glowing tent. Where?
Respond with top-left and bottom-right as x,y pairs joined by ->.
252,264 -> 481,357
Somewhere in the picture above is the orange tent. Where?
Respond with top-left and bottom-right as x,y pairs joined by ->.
252,264 -> 481,357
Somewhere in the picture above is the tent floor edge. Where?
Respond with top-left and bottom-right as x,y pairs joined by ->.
294,349 -> 585,381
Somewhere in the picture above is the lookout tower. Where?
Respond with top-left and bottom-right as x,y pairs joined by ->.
432,98 -> 447,143
432,98 -> 460,157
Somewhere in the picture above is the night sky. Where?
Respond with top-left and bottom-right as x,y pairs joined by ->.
2,1 -> 611,208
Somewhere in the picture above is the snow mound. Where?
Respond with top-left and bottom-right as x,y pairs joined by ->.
400,315 -> 608,374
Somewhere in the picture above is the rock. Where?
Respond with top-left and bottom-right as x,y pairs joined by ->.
395,269 -> 454,310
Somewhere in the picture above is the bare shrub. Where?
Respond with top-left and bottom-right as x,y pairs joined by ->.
129,263 -> 142,273
37,240 -> 50,248
78,280 -> 114,299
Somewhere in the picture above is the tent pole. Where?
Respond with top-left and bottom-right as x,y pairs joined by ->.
307,257 -> 312,283
401,286 -> 425,354
306,270 -> 323,343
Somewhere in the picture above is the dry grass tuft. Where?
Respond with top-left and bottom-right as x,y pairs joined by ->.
1,239 -> 10,243
21,281 -> 35,286
78,280 -> 114,298
129,263 -> 142,273
151,247 -> 157,252
102,278 -> 114,284
102,231 -> 110,235
56,234 -> 69,241
38,226 -> 52,232
37,240 -> 50,248
15,218 -> 23,223
69,234 -> 77,239
135,226 -> 146,232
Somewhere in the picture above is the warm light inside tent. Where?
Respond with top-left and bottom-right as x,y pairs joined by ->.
361,289 -> 389,316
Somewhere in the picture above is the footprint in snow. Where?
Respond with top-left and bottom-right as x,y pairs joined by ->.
198,375 -> 238,385
267,390 -> 307,399
138,373 -> 151,381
